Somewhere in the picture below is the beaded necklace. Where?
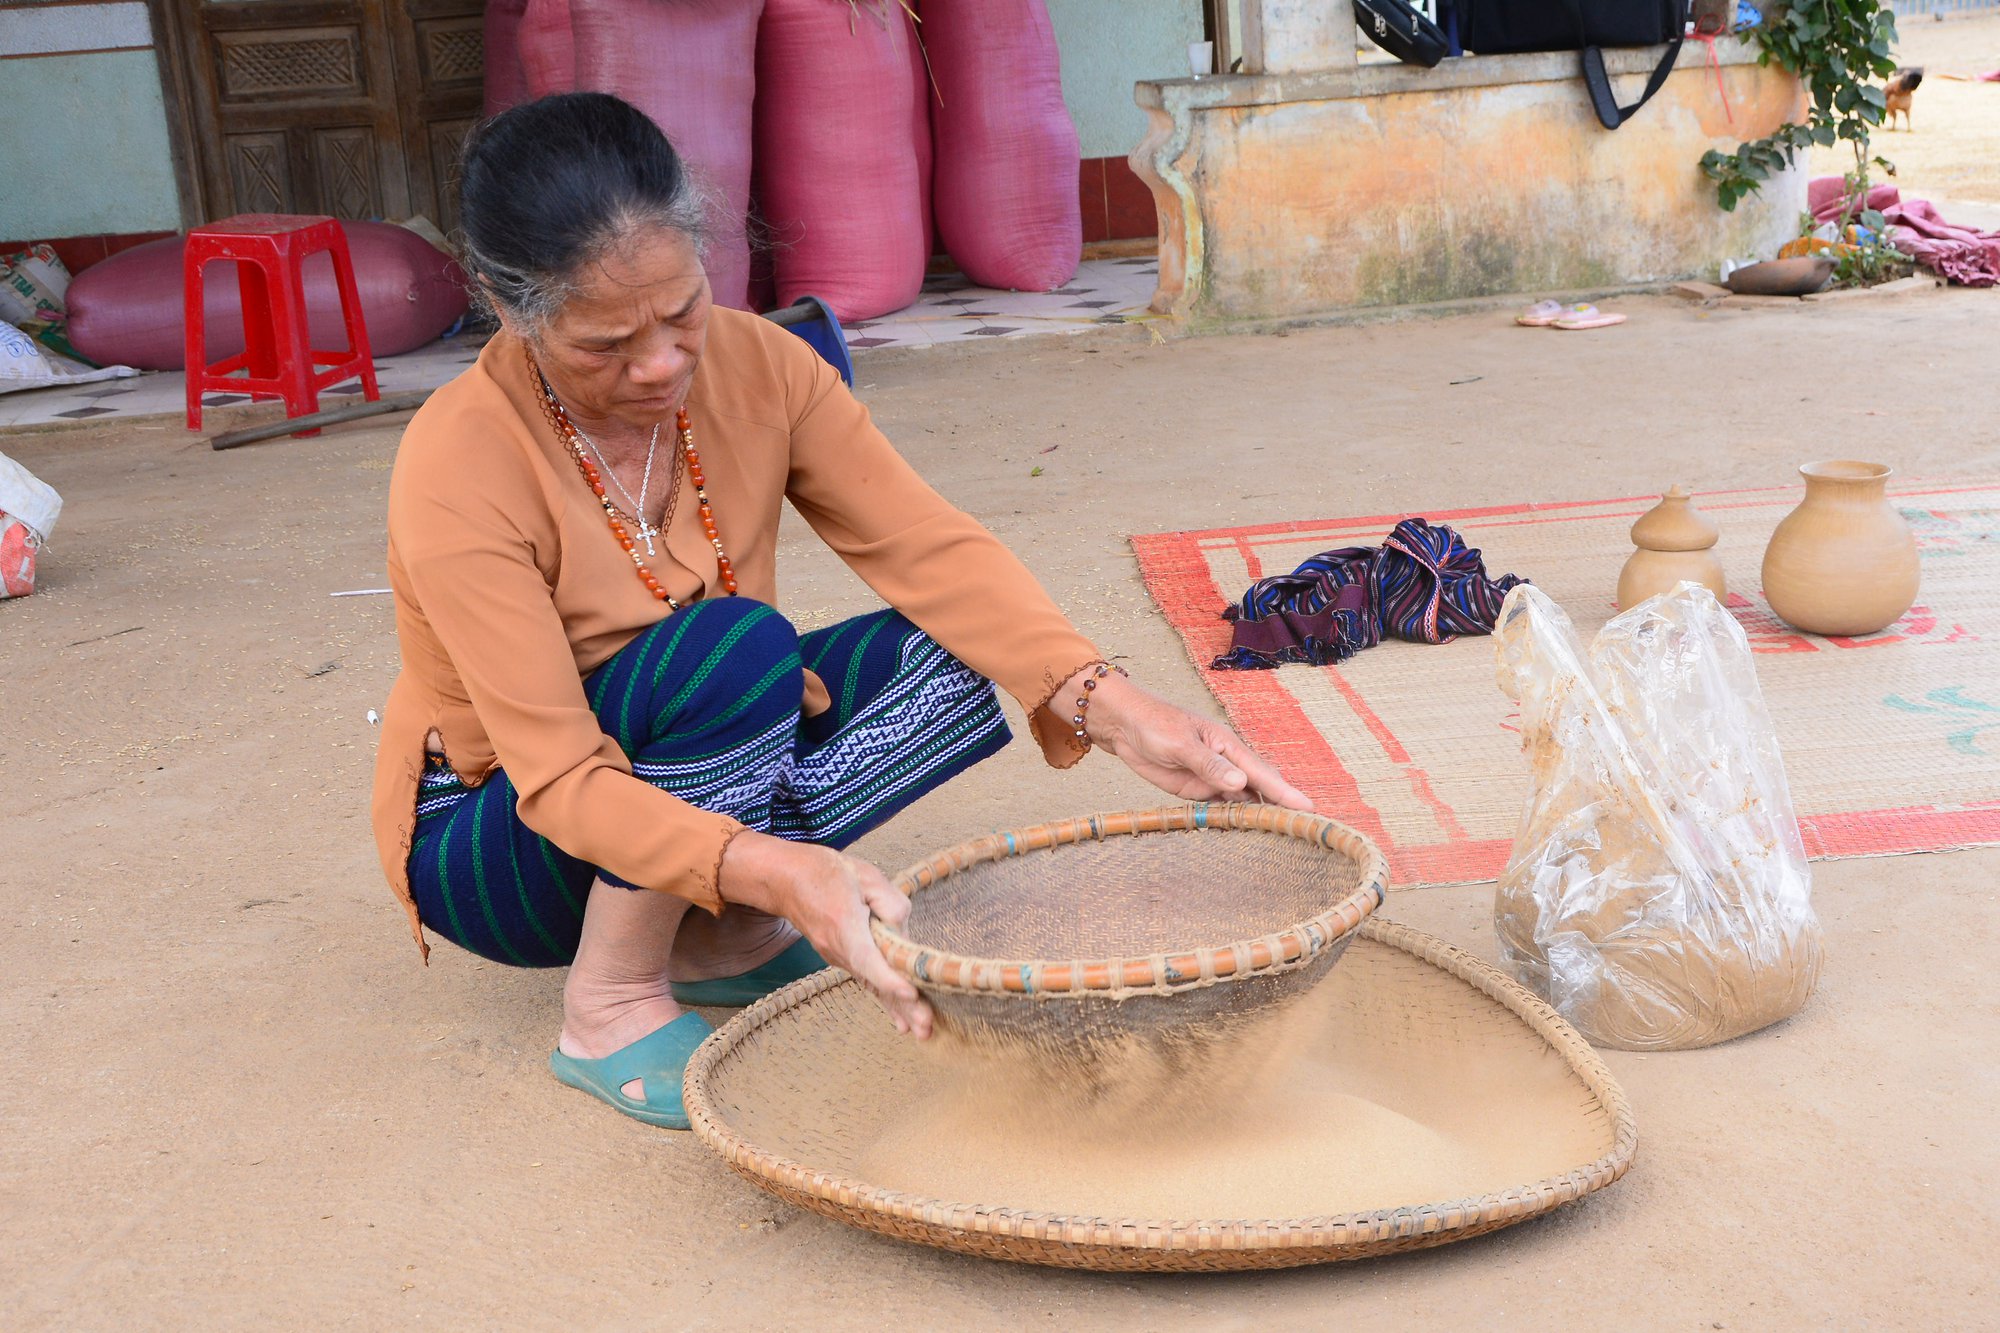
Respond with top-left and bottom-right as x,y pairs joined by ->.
575,419 -> 662,556
530,353 -> 739,608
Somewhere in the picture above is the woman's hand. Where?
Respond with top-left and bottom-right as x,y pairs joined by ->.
716,831 -> 933,1039
1071,669 -> 1314,811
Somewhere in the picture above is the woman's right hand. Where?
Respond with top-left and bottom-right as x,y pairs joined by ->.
717,830 -> 933,1039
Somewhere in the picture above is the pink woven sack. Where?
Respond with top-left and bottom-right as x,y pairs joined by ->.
911,15 -> 936,265
65,224 -> 469,372
755,0 -> 929,321
482,0 -> 529,115
926,0 -> 1081,292
568,0 -> 763,310
518,0 -> 575,98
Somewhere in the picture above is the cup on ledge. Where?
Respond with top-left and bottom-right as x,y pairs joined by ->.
1188,40 -> 1215,78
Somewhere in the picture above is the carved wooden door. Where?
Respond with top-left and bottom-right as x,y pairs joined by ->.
388,0 -> 484,235
164,0 -> 483,227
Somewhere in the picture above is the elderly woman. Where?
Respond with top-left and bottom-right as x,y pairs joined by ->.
371,92 -> 1309,1130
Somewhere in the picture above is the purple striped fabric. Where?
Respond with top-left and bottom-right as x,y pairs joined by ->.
1213,518 -> 1525,670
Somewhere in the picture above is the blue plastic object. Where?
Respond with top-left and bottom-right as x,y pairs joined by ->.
548,1010 -> 714,1129
762,294 -> 854,387
669,937 -> 826,1006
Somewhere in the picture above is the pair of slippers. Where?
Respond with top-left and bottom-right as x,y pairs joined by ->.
1516,300 -> 1627,331
548,937 -> 827,1130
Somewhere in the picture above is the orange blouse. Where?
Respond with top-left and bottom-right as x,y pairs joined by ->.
372,309 -> 1102,958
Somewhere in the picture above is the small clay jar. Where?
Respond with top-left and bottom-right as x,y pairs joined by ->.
1762,460 -> 1919,636
1617,485 -> 1726,609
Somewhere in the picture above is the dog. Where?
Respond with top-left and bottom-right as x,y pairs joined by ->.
1885,67 -> 1924,131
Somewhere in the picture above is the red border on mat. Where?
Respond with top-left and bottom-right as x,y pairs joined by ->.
1133,485 -> 2000,886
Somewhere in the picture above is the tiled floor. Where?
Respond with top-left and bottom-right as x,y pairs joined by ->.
0,256 -> 1160,431
0,329 -> 491,433
848,254 -> 1160,349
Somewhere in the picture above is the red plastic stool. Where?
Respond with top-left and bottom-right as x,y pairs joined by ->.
184,214 -> 380,436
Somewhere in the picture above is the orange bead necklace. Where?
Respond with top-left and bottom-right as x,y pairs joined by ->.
532,356 -> 739,608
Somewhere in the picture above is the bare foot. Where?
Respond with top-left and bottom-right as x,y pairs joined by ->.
668,904 -> 801,983
558,877 -> 695,1100
556,886 -> 803,1102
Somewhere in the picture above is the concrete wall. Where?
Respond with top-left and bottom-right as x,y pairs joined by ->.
0,2 -> 181,240
1134,42 -> 1808,322
1047,0 -> 1204,159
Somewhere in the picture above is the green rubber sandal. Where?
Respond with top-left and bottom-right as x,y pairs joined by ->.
669,937 -> 827,1007
548,1011 -> 714,1130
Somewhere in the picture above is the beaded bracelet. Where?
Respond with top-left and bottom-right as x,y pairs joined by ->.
1071,661 -> 1131,749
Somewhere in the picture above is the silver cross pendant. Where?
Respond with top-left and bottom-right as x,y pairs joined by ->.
634,519 -> 659,558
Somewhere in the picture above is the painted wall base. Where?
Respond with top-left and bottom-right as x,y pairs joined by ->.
1133,42 -> 1806,323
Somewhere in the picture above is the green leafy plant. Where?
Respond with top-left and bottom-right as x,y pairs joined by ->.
1831,233 -> 1912,287
1778,170 -> 1914,287
1699,0 -> 1900,214
1823,184 -> 1915,286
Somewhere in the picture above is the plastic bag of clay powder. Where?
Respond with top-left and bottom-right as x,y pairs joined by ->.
1491,583 -> 1823,1051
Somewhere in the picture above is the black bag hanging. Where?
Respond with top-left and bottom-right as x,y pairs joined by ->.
1354,0 -> 1451,69
1460,0 -> 1682,51
1579,40 -> 1684,129
1458,0 -> 1689,129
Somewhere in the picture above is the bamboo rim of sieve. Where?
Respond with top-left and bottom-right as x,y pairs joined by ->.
682,917 -> 1641,1271
869,803 -> 1389,1000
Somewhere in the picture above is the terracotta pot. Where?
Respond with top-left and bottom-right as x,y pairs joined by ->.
1761,460 -> 1919,636
1619,549 -> 1727,609
1618,485 -> 1726,608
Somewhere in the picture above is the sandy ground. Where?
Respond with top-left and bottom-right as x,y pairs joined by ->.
6,284 -> 2000,1328
1810,12 -> 2000,215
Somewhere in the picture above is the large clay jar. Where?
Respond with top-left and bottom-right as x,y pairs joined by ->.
1617,485 -> 1726,609
1761,460 -> 1919,636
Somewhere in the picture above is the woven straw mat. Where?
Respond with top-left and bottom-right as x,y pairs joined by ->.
1132,481 -> 2000,887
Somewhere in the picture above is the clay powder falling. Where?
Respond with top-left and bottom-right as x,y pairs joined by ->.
857,982 -> 1517,1221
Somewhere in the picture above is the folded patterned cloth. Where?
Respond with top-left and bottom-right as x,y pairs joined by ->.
1213,518 -> 1525,670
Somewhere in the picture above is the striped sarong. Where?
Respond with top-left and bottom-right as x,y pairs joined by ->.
1213,517 -> 1524,669
409,598 -> 1010,967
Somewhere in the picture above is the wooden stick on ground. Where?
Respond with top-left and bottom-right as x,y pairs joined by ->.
209,391 -> 435,451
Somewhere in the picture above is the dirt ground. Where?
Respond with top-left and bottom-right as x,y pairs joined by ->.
1810,12 -> 2000,214
6,283 -> 2000,1328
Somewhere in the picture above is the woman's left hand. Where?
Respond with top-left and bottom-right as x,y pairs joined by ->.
1070,668 -> 1314,811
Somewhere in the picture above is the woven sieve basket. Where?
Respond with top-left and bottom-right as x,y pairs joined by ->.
870,804 -> 1387,1064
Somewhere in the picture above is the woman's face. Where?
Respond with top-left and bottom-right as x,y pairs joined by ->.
520,224 -> 712,431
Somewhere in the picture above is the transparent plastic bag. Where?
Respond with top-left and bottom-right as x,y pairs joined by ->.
1492,583 -> 1823,1051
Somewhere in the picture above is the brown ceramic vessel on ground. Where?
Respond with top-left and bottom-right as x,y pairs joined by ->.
1761,460 -> 1919,636
1724,256 -> 1836,296
1617,485 -> 1726,609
